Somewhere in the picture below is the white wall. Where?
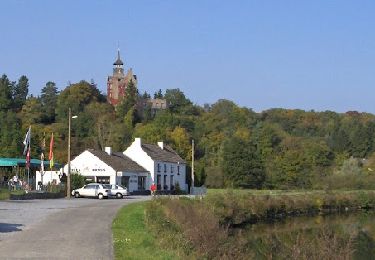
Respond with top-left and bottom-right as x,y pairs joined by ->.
124,138 -> 155,188
62,150 -> 116,184
35,170 -> 61,189
125,138 -> 187,192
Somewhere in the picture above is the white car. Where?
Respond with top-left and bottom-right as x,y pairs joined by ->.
103,184 -> 128,199
72,183 -> 109,199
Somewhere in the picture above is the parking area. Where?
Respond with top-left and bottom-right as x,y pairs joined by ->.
0,196 -> 150,259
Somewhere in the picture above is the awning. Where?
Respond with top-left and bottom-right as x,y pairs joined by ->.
0,158 -> 61,168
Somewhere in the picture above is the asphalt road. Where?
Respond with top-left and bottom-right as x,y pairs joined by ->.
0,196 -> 150,260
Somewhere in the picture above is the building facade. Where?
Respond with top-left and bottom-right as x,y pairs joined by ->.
107,49 -> 137,106
124,138 -> 187,192
63,148 -> 149,193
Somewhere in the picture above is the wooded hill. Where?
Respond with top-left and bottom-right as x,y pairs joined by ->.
1,74 -> 375,190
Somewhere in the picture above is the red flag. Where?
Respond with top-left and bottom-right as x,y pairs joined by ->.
49,133 -> 54,169
26,148 -> 31,169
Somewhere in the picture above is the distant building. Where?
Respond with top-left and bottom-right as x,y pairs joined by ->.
137,98 -> 169,116
107,49 -> 137,106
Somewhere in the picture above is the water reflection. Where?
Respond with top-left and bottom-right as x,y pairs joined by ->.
235,212 -> 375,259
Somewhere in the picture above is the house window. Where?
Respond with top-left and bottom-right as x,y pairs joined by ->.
163,175 -> 168,190
177,165 -> 180,175
97,176 -> 110,184
171,165 -> 174,173
164,164 -> 167,173
157,163 -> 161,173
138,176 -> 146,191
157,174 -> 161,190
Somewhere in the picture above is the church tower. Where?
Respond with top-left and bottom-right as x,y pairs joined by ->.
107,49 -> 137,106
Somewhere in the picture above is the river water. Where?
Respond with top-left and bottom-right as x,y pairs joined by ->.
233,212 -> 375,259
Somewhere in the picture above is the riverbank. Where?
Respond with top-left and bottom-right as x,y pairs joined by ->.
112,190 -> 375,259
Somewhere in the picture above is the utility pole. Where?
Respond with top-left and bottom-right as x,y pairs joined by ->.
67,108 -> 71,198
191,139 -> 194,194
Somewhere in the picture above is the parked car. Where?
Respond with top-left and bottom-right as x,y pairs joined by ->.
71,183 -> 109,199
103,184 -> 128,199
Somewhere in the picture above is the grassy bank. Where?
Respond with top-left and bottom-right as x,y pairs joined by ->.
143,190 -> 375,258
113,190 -> 375,259
112,202 -> 181,260
0,188 -> 25,200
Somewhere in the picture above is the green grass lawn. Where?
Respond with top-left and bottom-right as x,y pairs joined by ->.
112,202 -> 179,260
0,188 -> 25,200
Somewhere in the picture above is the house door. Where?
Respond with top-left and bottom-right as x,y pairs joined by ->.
121,176 -> 130,190
138,176 -> 146,190
157,174 -> 161,190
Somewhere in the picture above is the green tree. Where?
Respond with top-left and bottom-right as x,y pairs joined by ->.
116,80 -> 138,119
222,136 -> 265,188
40,81 -> 59,123
12,75 -> 29,111
0,74 -> 14,111
154,89 -> 163,98
56,80 -> 104,121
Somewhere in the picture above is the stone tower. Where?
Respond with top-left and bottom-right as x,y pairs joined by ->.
107,49 -> 137,106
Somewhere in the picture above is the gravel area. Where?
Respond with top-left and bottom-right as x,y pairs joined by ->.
0,197 -> 149,242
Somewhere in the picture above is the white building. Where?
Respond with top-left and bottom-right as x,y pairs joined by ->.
124,138 -> 187,192
63,148 -> 149,193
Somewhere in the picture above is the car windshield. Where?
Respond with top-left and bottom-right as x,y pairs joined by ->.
116,185 -> 126,190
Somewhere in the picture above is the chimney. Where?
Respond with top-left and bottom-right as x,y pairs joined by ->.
135,137 -> 142,146
105,147 -> 112,155
157,141 -> 164,150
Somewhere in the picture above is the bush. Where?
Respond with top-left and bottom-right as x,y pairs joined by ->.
70,173 -> 86,190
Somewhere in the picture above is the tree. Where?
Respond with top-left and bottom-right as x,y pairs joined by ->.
116,80 -> 138,119
40,81 -> 59,123
20,97 -> 43,125
12,75 -> 29,111
55,80 -> 104,121
222,136 -> 265,188
154,89 -> 163,99
164,88 -> 192,113
0,74 -> 14,111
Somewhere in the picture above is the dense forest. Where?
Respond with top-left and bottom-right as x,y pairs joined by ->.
1,74 -> 375,190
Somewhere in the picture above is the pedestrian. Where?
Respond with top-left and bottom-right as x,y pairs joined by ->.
150,183 -> 156,196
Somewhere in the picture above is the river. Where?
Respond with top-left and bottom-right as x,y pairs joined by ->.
232,212 -> 375,259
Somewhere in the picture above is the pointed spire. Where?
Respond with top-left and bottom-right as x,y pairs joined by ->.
113,48 -> 124,66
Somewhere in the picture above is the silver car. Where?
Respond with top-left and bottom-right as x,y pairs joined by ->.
104,184 -> 128,199
71,183 -> 109,199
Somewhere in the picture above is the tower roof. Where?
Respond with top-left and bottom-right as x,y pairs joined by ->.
113,49 -> 123,66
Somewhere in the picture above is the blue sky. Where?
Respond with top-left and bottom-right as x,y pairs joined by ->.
1,1 -> 374,113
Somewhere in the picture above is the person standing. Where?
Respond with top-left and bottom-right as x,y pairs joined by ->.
150,183 -> 156,196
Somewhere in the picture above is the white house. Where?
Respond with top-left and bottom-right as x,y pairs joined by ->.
63,147 -> 149,193
124,138 -> 187,192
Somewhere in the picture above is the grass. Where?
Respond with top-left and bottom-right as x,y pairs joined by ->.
112,202 -> 179,260
0,188 -> 25,200
207,188 -> 375,196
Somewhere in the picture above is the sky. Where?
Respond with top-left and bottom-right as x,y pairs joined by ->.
1,0 -> 375,113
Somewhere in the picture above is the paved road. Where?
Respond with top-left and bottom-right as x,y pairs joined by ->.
0,196 -> 150,259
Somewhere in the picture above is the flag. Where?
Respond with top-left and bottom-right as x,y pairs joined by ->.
49,133 -> 54,169
23,126 -> 31,155
41,133 -> 45,173
26,148 -> 30,169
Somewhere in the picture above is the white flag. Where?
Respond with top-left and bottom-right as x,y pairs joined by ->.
23,126 -> 31,155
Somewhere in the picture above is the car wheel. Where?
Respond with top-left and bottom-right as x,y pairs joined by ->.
74,192 -> 80,198
98,193 -> 104,200
116,193 -> 123,199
